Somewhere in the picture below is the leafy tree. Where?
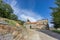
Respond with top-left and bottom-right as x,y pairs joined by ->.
0,0 -> 18,20
0,0 -> 13,18
50,0 -> 60,29
16,20 -> 25,25
9,14 -> 18,20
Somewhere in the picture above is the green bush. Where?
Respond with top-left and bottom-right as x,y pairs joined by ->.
52,30 -> 60,34
5,19 -> 17,26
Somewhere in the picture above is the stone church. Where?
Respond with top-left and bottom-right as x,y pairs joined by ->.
24,19 -> 49,30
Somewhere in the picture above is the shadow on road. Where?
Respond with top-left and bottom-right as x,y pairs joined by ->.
37,30 -> 60,40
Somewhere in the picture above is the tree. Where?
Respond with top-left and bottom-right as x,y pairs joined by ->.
16,20 -> 25,25
0,0 -> 18,20
0,0 -> 13,18
27,19 -> 30,22
9,14 -> 18,20
50,0 -> 60,29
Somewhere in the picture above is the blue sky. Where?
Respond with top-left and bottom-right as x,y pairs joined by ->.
4,0 -> 56,27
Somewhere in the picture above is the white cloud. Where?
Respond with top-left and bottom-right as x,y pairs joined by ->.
20,14 -> 37,22
4,0 -> 43,22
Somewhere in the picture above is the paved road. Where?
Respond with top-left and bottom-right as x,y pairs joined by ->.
39,32 -> 58,40
38,30 -> 60,40
0,29 -> 58,40
28,29 -> 58,40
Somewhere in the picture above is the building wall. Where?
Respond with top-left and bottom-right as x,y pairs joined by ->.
24,20 -> 49,30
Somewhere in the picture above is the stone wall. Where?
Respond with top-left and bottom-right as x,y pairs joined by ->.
24,19 -> 49,30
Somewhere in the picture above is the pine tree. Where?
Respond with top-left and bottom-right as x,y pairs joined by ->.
50,0 -> 60,29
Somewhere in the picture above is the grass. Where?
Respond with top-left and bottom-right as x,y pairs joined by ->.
5,19 -> 17,26
0,17 -> 26,29
52,30 -> 60,34
0,17 -> 18,26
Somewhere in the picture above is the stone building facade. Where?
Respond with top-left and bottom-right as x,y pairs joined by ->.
24,19 -> 49,30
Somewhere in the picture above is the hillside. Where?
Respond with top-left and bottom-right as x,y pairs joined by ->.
0,17 -> 23,26
0,17 -> 27,40
0,17 -> 41,40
